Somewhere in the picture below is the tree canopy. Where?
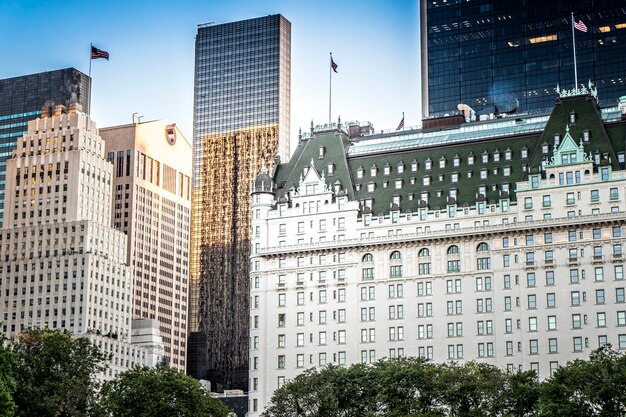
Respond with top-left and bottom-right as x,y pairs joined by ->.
10,329 -> 108,417
263,347 -> 626,417
100,365 -> 231,417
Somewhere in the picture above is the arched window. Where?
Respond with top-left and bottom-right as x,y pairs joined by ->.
477,242 -> 489,252
362,253 -> 373,262
418,248 -> 430,257
390,250 -> 402,260
447,245 -> 460,255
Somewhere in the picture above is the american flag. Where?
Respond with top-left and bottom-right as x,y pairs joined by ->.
91,45 -> 110,60
396,115 -> 405,131
331,57 -> 338,73
574,19 -> 588,33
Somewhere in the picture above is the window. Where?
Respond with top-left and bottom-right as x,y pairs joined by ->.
278,294 -> 285,307
619,311 -> 626,326
571,291 -> 580,306
546,271 -> 555,286
617,288 -> 625,303
573,337 -> 583,352
549,338 -> 558,353
529,340 -> 538,354
528,294 -> 537,309
570,269 -> 579,284
548,315 -> 557,330
572,314 -> 582,329
390,265 -> 403,278
527,273 -> 536,287
277,355 -> 285,369
528,317 -> 538,332
597,312 -> 607,327
616,266 -> 624,281
547,293 -> 556,308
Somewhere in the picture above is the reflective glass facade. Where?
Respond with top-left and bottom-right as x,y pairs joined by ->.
421,0 -> 626,117
188,15 -> 291,391
0,68 -> 90,226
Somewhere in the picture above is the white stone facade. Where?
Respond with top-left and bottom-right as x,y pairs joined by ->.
100,121 -> 191,372
248,129 -> 626,415
0,106 -> 159,379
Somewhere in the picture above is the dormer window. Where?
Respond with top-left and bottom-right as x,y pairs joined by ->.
480,169 -> 488,179
521,147 -> 528,159
319,146 -> 326,159
554,134 -> 560,147
451,173 -> 459,183
327,163 -> 335,176
425,158 -> 432,170
583,130 -> 590,143
397,162 -> 404,174
411,160 -> 418,172
367,182 -> 376,192
468,153 -> 475,165
384,164 -> 391,175
439,157 -> 446,168
357,167 -> 364,179
504,148 -> 512,160
395,179 -> 403,189
493,150 -> 500,162
370,165 -> 378,177
482,152 -> 489,163
423,176 -> 431,186
542,143 -> 549,154
569,111 -> 576,124
453,155 -> 460,167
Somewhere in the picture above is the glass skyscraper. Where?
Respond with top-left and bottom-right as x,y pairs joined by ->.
421,0 -> 626,117
0,68 -> 90,226
188,14 -> 291,391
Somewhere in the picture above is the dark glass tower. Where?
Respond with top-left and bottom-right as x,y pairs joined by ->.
0,68 -> 90,227
188,14 -> 291,391
421,0 -> 626,117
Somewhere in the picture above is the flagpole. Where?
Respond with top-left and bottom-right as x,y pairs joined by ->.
571,12 -> 578,91
88,43 -> 93,113
402,112 -> 405,131
329,52 -> 332,124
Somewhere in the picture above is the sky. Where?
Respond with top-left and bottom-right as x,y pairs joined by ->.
0,0 -> 420,153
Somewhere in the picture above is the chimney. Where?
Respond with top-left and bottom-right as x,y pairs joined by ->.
53,104 -> 66,116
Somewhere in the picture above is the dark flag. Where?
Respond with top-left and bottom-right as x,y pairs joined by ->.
331,57 -> 338,73
396,114 -> 405,131
91,45 -> 110,60
574,18 -> 588,32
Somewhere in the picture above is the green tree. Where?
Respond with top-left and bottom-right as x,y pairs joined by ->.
262,366 -> 342,417
538,346 -> 626,417
11,329 -> 108,417
0,334 -> 15,417
100,365 -> 230,417
371,357 -> 444,417
502,370 -> 540,417
438,361 -> 507,417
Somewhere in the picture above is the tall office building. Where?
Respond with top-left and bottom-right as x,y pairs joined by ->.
0,68 -> 90,227
0,104 -> 161,379
100,121 -> 192,372
248,88 -> 626,414
188,14 -> 291,390
421,0 -> 626,117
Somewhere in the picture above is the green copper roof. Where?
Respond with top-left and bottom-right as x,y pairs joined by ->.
272,93 -> 626,216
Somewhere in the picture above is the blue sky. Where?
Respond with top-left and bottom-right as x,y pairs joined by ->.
0,0 -> 420,153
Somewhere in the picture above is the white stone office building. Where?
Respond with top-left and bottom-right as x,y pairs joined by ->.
0,104 -> 162,378
100,121 -> 192,372
248,88 -> 626,414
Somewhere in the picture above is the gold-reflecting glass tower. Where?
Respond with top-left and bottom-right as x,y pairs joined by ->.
188,14 -> 291,391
